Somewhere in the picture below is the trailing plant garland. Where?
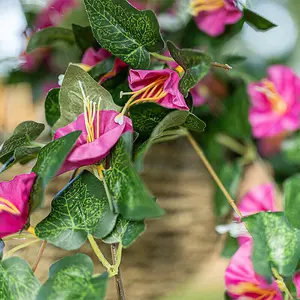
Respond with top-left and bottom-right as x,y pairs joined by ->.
1,0 -> 300,299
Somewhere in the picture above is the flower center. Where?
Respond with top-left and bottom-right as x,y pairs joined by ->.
115,75 -> 168,125
0,197 -> 21,215
256,79 -> 288,115
228,282 -> 277,300
190,0 -> 225,16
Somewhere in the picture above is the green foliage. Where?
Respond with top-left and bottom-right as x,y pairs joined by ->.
103,216 -> 146,248
221,235 -> 239,258
84,0 -> 165,69
88,58 -> 115,81
244,212 -> 300,282
72,24 -> 95,52
282,134 -> 300,164
53,64 -> 118,130
36,171 -> 117,250
36,254 -> 108,300
27,27 -> 75,53
30,131 -> 81,212
134,110 -> 189,171
44,88 -> 60,127
183,113 -> 206,133
0,257 -> 40,300
104,137 -> 165,220
167,41 -> 212,97
0,121 -> 44,164
0,240 -> 4,261
284,175 -> 300,230
243,9 -> 277,31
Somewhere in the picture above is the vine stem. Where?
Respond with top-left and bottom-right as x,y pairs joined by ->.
111,243 -> 126,300
150,52 -> 232,70
3,239 -> 40,258
186,131 -> 293,299
32,240 -> 47,273
185,131 -> 243,218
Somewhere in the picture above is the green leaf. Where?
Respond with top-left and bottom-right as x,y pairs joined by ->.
0,257 -> 40,300
53,64 -> 118,130
72,24 -> 95,52
103,137 -> 165,220
84,0 -> 165,69
0,121 -> 44,163
134,110 -> 189,171
88,58 -> 115,81
103,216 -> 145,248
215,162 -> 242,218
221,235 -> 239,258
14,146 -> 41,163
129,103 -> 170,138
282,134 -> 300,164
35,171 -> 117,250
44,88 -> 60,127
243,9 -> 277,31
284,175 -> 300,230
36,254 -> 108,300
182,113 -> 206,133
167,41 -> 212,97
26,27 -> 75,53
243,212 -> 300,281
30,131 -> 81,212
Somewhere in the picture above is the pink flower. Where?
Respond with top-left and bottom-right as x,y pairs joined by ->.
225,241 -> 282,299
236,183 -> 277,245
35,0 -> 78,30
191,0 -> 242,37
54,110 -> 133,174
293,272 -> 300,299
127,69 -> 188,110
81,47 -> 127,84
248,65 -> 300,138
0,173 -> 36,238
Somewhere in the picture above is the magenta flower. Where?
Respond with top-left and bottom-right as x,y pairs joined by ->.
293,272 -> 300,299
236,183 -> 277,245
35,0 -> 78,30
0,173 -> 36,238
225,241 -> 282,299
126,69 -> 188,110
81,47 -> 127,84
190,0 -> 242,37
248,65 -> 300,138
54,108 -> 133,174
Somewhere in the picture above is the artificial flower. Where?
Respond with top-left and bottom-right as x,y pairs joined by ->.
35,0 -> 78,30
54,96 -> 133,174
0,173 -> 36,238
248,65 -> 300,138
225,241 -> 282,299
293,272 -> 300,299
190,0 -> 242,37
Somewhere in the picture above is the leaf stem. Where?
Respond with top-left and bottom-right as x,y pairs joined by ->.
87,234 -> 116,276
185,131 -> 242,218
3,239 -> 40,258
111,243 -> 126,300
211,62 -> 232,70
150,52 -> 174,62
272,268 -> 293,300
215,134 -> 247,156
32,240 -> 47,273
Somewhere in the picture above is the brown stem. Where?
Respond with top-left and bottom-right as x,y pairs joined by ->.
111,243 -> 126,300
32,240 -> 47,273
212,62 -> 232,70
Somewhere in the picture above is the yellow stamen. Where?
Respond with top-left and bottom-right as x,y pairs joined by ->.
27,226 -> 36,236
190,0 -> 225,16
0,197 -> 20,215
228,282 -> 276,299
116,76 -> 169,123
256,79 -> 288,115
175,65 -> 184,75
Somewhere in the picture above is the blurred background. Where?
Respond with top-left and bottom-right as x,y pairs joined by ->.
1,0 -> 300,299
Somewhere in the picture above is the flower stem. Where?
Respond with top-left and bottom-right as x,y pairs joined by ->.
32,240 -> 47,273
215,133 -> 247,156
150,52 -> 174,62
211,62 -> 232,70
111,243 -> 126,300
4,239 -> 40,258
272,268 -> 293,300
87,234 -> 116,277
185,131 -> 242,218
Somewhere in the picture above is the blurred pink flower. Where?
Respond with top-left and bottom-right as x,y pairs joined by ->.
127,69 -> 188,110
191,0 -> 242,37
225,241 -> 282,299
81,47 -> 127,84
293,272 -> 300,299
35,0 -> 78,29
236,183 -> 277,245
248,65 -> 300,138
54,110 -> 133,174
0,173 -> 36,238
